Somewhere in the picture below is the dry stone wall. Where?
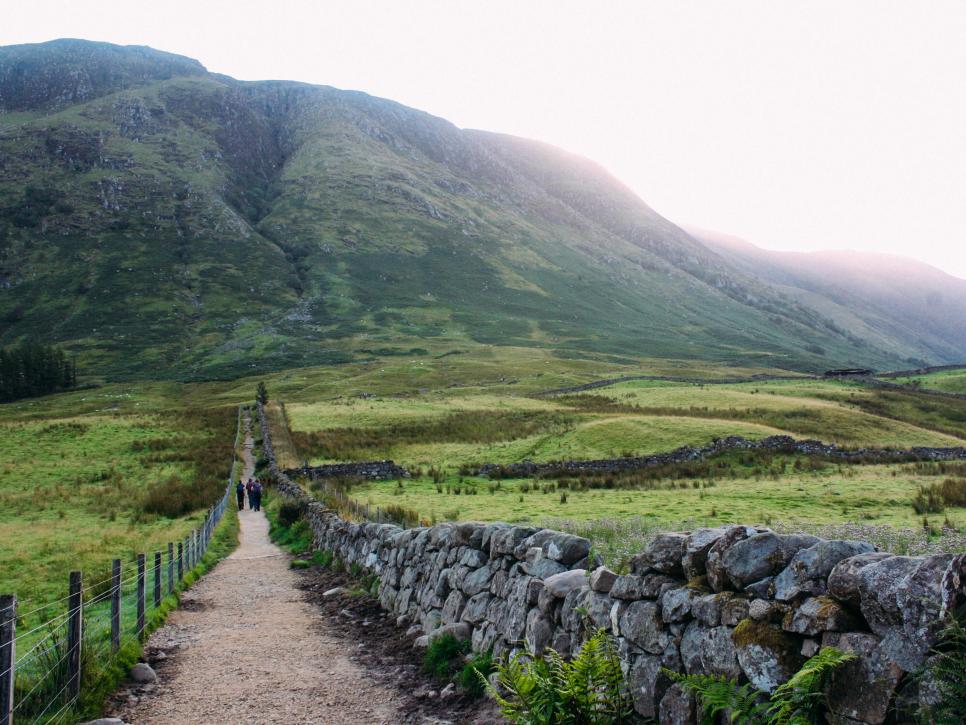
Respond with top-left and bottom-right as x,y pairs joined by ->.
257,404 -> 965,723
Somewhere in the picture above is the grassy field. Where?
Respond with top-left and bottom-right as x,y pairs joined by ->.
264,357 -> 966,539
0,386 -> 238,614
892,368 -> 966,394
3,348 -> 965,610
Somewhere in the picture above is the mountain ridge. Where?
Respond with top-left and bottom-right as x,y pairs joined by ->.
0,39 -> 963,379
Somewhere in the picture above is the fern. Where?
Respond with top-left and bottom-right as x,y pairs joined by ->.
665,671 -> 768,724
664,646 -> 854,725
917,606 -> 966,724
766,647 -> 855,724
482,629 -> 633,724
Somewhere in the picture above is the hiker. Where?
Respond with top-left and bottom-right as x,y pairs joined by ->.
246,478 -> 255,508
235,480 -> 245,510
251,479 -> 263,511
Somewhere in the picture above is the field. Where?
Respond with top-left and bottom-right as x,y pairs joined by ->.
268,360 -> 966,542
3,348 -> 966,608
0,385 -> 238,615
892,368 -> 966,394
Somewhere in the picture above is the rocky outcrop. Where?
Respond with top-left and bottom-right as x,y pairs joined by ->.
284,461 -> 409,481
257,403 -> 963,723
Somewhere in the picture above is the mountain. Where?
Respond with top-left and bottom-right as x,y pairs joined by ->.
689,227 -> 966,366
0,39 -> 961,380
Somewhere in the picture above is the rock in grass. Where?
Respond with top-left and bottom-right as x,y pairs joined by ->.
130,662 -> 156,683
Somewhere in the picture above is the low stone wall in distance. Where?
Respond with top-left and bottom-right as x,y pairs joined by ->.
257,404 -> 965,723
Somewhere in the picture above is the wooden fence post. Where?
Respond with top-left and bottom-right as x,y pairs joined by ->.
177,542 -> 183,582
0,594 -> 16,725
154,552 -> 162,608
167,543 -> 174,594
110,559 -> 121,652
67,571 -> 83,702
136,554 -> 145,638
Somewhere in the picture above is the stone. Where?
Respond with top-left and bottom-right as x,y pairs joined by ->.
322,586 -> 346,597
490,526 -> 538,556
129,662 -> 156,683
429,622 -> 471,644
659,684 -> 696,725
515,529 -> 556,559
773,539 -> 875,601
406,624 -> 424,638
632,533 -> 688,576
609,574 -> 644,600
459,548 -> 488,568
523,548 -> 568,579
544,569 -> 588,598
680,622 -> 741,679
461,565 -> 493,596
544,532 -> 591,564
783,596 -> 855,636
743,576 -> 774,599
639,572 -> 680,599
941,552 -> 966,616
620,600 -> 671,654
525,609 -> 554,653
733,619 -> 804,692
661,586 -> 700,623
80,719 -> 127,725
824,632 -> 904,724
439,682 -> 457,699
692,592 -> 727,627
800,638 -> 820,658
705,525 -> 758,592
441,590 -> 466,624
627,654 -> 671,719
721,533 -> 819,590
682,527 -> 728,579
589,566 -> 618,593
721,596 -> 750,626
526,578 -> 544,606
582,590 -> 614,631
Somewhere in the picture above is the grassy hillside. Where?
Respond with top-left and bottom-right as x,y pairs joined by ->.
1,39 -> 962,380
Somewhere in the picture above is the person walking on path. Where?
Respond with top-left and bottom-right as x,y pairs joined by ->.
235,480 -> 245,510
251,479 -> 263,511
245,478 -> 255,509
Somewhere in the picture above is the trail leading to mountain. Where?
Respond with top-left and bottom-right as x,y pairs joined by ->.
112,415 -> 400,725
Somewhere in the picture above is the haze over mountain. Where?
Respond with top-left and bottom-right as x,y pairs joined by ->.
1,39 -> 963,379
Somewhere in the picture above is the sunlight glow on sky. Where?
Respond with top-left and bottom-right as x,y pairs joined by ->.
4,0 -> 966,278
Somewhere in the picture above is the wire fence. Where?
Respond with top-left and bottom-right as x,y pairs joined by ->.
0,405 -> 247,724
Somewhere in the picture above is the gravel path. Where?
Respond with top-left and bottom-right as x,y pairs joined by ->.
112,418 -> 401,724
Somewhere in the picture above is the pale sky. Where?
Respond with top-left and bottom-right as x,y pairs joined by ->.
4,1 -> 966,278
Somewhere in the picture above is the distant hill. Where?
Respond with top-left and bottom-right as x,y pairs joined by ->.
689,227 -> 966,366
0,39 -> 961,379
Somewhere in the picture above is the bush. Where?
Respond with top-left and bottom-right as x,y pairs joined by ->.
459,649 -> 495,699
485,629 -> 632,724
913,485 -> 946,515
423,633 -> 470,680
277,500 -> 306,527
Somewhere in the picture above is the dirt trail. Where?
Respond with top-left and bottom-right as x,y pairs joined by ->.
112,416 -> 401,724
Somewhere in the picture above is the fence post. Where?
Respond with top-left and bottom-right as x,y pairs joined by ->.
111,559 -> 121,653
154,552 -> 162,608
177,542 -> 184,582
136,554 -> 145,638
67,571 -> 83,702
0,594 -> 16,725
167,543 -> 174,594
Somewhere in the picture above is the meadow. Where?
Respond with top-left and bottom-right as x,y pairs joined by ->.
0,386 -> 238,615
3,348 -> 965,609
892,367 -> 966,394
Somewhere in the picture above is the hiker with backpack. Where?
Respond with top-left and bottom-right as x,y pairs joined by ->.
251,479 -> 263,511
235,479 -> 245,510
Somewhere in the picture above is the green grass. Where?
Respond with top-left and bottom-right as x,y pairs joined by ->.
893,368 -> 966,394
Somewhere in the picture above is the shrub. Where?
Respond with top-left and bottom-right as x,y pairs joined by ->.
277,500 -> 306,528
913,485 -> 945,515
485,629 -> 632,724
459,649 -> 495,699
423,634 -> 470,680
